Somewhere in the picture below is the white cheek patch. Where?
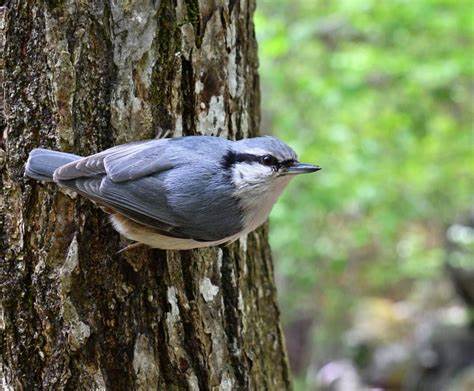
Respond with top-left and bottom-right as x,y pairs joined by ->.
232,162 -> 274,190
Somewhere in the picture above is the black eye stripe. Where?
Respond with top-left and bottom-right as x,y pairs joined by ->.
221,150 -> 295,170
221,151 -> 261,169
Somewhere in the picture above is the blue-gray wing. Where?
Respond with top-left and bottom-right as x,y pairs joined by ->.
54,139 -> 174,182
60,175 -> 184,235
55,136 -> 242,241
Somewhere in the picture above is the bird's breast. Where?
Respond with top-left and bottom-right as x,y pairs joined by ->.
238,177 -> 291,234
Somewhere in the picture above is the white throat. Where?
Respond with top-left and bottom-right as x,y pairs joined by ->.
231,163 -> 292,233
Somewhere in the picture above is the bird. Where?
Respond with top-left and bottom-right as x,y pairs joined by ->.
25,135 -> 321,250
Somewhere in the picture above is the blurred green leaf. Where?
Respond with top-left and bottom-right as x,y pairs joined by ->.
256,0 -> 474,378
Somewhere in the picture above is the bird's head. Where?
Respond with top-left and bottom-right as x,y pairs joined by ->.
223,136 -> 321,194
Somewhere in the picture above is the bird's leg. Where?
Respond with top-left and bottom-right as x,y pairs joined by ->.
116,242 -> 145,254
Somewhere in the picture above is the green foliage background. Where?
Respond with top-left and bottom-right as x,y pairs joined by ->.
256,0 -> 473,384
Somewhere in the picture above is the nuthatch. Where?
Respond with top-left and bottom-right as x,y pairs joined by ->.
25,136 -> 320,250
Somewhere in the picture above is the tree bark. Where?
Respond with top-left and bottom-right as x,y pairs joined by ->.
0,1 -> 291,389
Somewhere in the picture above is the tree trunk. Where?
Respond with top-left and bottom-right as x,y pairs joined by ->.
0,1 -> 291,389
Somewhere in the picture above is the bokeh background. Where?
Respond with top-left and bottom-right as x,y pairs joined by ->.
255,0 -> 474,389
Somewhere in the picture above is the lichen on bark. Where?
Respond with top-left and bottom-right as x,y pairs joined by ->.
0,1 -> 290,389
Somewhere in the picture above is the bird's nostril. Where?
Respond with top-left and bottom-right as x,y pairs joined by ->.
281,159 -> 297,168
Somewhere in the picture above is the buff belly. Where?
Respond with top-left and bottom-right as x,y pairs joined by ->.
110,214 -> 239,250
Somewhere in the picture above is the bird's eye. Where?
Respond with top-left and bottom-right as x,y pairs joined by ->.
261,155 -> 277,167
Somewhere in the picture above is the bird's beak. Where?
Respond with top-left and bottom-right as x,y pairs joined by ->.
283,162 -> 321,175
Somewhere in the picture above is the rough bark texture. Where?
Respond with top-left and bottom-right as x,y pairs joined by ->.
0,1 -> 291,389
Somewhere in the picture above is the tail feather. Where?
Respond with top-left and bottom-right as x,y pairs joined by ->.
25,148 -> 81,181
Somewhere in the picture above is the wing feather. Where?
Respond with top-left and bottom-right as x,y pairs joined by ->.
103,140 -> 175,182
53,140 -> 168,182
61,176 -> 188,237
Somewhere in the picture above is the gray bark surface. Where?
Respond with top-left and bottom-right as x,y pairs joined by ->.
0,1 -> 291,389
